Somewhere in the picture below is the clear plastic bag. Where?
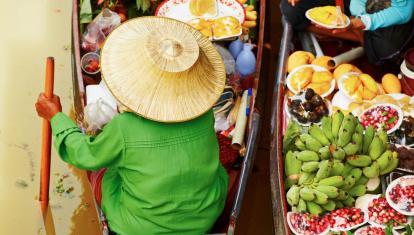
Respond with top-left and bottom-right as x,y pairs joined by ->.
81,9 -> 121,52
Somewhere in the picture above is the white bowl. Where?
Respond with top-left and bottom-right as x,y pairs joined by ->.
386,175 -> 414,216
287,212 -> 330,235
287,65 -> 335,98
358,103 -> 404,134
305,8 -> 350,29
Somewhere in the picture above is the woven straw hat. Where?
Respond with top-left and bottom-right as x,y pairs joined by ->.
100,16 -> 226,122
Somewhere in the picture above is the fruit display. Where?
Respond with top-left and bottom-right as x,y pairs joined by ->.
306,6 -> 348,28
327,207 -> 367,231
367,196 -> 408,227
354,226 -> 389,235
281,46 -> 414,234
188,16 -> 242,39
386,175 -> 414,216
287,65 -> 335,97
287,212 -> 330,235
359,104 -> 403,133
287,89 -> 330,125
338,73 -> 380,102
287,51 -> 315,73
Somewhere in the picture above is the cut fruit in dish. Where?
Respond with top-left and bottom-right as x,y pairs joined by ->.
287,212 -> 330,235
386,175 -> 414,216
338,72 -> 381,102
327,207 -> 368,232
306,6 -> 350,29
358,103 -> 403,134
366,194 -> 409,229
189,0 -> 218,17
354,225 -> 398,235
287,65 -> 335,98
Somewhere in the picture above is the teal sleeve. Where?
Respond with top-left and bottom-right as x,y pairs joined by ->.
359,0 -> 414,31
50,112 -> 124,171
349,0 -> 367,16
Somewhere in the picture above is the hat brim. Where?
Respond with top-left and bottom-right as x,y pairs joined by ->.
100,16 -> 226,123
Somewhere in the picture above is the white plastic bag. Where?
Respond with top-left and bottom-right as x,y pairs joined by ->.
84,98 -> 118,133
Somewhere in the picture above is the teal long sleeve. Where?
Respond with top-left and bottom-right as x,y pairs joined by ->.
350,0 -> 414,31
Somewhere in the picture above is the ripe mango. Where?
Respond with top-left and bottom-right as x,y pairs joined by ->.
290,67 -> 314,92
312,56 -> 334,71
287,51 -> 315,73
359,73 -> 378,94
334,64 -> 362,88
362,87 -> 377,100
312,71 -> 333,84
307,82 -> 331,96
343,75 -> 361,94
382,73 -> 401,94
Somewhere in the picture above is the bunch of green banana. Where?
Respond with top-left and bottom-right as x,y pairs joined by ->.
283,111 -> 399,215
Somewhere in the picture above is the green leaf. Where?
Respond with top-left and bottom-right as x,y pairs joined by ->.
136,0 -> 151,12
80,0 -> 93,24
385,225 -> 393,235
406,224 -> 413,235
388,116 -> 396,124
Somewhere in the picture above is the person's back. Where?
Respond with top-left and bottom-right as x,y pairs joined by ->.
50,110 -> 228,234
102,111 -> 228,234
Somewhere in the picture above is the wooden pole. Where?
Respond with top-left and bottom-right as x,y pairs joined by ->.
40,57 -> 55,213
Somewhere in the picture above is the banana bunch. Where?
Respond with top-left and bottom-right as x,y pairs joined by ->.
284,111 -> 399,216
241,5 -> 257,35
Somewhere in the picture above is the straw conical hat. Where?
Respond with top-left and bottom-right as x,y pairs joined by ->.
100,16 -> 226,122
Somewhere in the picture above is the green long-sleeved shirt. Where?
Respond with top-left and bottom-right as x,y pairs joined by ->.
51,111 -> 228,235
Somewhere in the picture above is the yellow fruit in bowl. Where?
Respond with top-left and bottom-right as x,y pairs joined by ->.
306,82 -> 331,96
362,87 -> 377,100
287,51 -> 315,73
342,75 -> 361,95
311,70 -> 333,83
289,67 -> 314,92
311,56 -> 334,70
382,73 -> 401,94
189,0 -> 217,16
359,73 -> 378,93
334,64 -> 362,88
354,85 -> 364,102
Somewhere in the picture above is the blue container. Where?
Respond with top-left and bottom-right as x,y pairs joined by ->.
236,44 -> 256,76
229,39 -> 244,59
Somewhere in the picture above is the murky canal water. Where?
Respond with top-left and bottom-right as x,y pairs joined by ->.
0,1 -> 101,234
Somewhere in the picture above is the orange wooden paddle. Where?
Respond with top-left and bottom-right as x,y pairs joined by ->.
40,57 -> 54,213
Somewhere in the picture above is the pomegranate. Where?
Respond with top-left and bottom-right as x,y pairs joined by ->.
355,225 -> 386,235
367,196 -> 407,227
287,212 -> 330,235
326,207 -> 367,231
359,105 -> 401,133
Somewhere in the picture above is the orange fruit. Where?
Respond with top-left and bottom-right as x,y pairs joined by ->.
312,70 -> 333,83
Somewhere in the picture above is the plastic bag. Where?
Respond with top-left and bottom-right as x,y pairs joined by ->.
214,44 -> 236,75
84,98 -> 118,134
82,9 -> 121,52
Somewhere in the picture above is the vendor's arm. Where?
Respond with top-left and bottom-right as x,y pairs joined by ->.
349,0 -> 367,16
51,112 -> 124,170
357,0 -> 414,31
36,93 -> 124,170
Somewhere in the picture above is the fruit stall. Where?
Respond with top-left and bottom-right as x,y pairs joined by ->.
270,9 -> 414,235
70,0 -> 265,233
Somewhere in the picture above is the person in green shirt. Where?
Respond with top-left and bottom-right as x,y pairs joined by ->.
35,17 -> 229,235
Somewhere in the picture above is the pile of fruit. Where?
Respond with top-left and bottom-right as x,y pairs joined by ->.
367,196 -> 408,227
339,73 -> 379,102
354,225 -> 388,235
359,105 -> 401,132
288,89 -> 330,124
284,110 -> 399,222
288,65 -> 334,96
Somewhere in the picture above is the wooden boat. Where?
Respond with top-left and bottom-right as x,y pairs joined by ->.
270,17 -> 414,234
71,0 -> 266,233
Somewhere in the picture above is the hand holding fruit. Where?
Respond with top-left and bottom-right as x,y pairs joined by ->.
35,93 -> 62,121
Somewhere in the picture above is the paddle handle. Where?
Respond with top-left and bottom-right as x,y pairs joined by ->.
39,57 -> 54,207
